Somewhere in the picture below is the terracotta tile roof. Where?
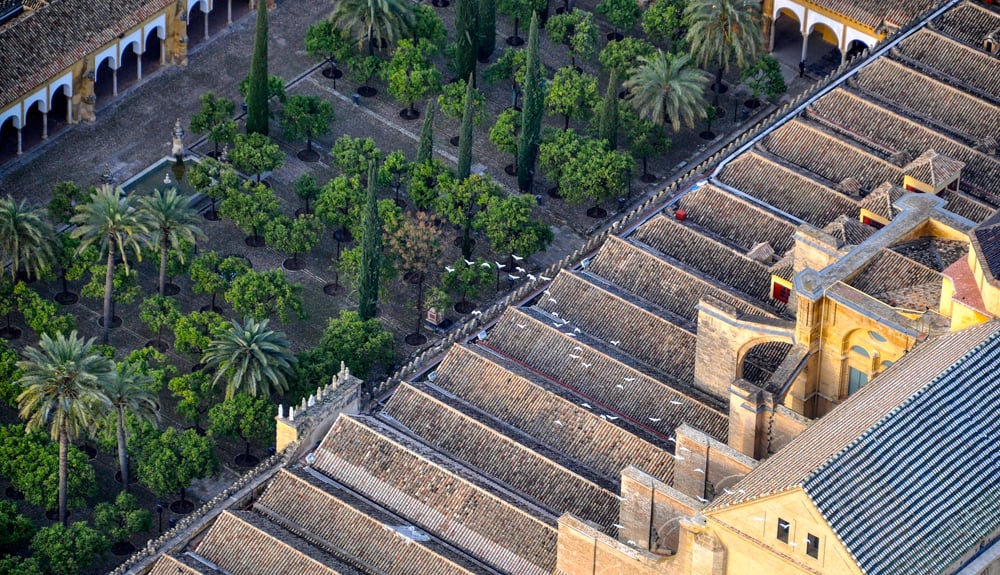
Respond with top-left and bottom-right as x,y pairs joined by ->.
430,343 -> 677,482
823,214 -> 878,247
804,0 -> 932,29
808,89 -> 1000,205
942,257 -> 987,314
538,270 -> 696,382
972,210 -> 1000,281
740,341 -> 794,387
588,235 -> 778,321
195,511 -> 365,575
381,382 -> 621,529
894,28 -> 1000,103
707,321 -> 1000,575
859,182 -> 905,221
847,248 -> 942,309
0,0 -> 173,108
889,237 -> 969,272
851,58 -> 1000,142
902,150 -> 966,188
254,468 -> 490,575
941,189 -> 996,223
760,119 -> 902,194
931,1 -> 1000,49
632,214 -> 781,306
675,183 -> 797,255
310,415 -> 558,575
148,555 -> 223,575
716,152 -> 859,227
485,307 -> 730,442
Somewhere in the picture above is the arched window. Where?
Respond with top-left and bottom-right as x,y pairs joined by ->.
851,345 -> 869,358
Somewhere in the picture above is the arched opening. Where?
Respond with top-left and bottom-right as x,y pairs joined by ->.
117,43 -> 141,92
49,85 -> 70,137
207,0 -> 229,36
845,39 -> 868,62
805,23 -> 841,76
21,100 -> 46,152
143,28 -> 163,74
0,116 -> 19,163
229,0 -> 252,25
93,57 -> 117,104
187,1 -> 211,48
739,341 -> 793,387
771,9 -> 803,65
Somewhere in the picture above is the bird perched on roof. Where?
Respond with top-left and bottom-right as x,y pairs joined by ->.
610,340 -> 621,346
679,446 -> 691,452
615,384 -> 625,390
539,274 -> 551,281
565,332 -> 577,337
516,266 -> 527,274
516,323 -> 526,329
605,415 -> 618,420
574,327 -> 581,333
471,310 -> 482,316
612,523 -> 625,529
508,274 -> 521,280
649,417 -> 661,422
582,362 -> 592,368
528,274 -> 537,281
549,297 -> 557,304
568,354 -> 581,359
697,496 -> 709,503
573,346 -> 582,351
724,488 -> 736,495
670,400 -> 683,405
624,377 -> 636,382
580,403 -> 591,409
554,420 -> 563,426
694,468 -> 705,474
615,495 -> 627,501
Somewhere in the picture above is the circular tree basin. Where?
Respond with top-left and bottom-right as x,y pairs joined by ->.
297,149 -> 320,162
358,86 -> 378,98
97,316 -> 123,329
111,541 -> 136,556
55,291 -> 80,305
199,304 -> 223,314
506,36 -> 524,46
170,499 -> 195,515
607,32 -> 624,42
203,210 -> 220,221
399,108 -> 420,120
235,453 -> 260,467
504,164 -> 517,176
641,172 -> 658,183
0,326 -> 21,340
322,67 -> 343,80
405,333 -> 428,346
244,235 -> 266,248
700,130 -> 716,140
333,228 -> 353,243
162,283 -> 181,296
282,258 -> 305,271
114,470 -> 139,485
547,186 -> 561,199
144,340 -> 170,353
45,509 -> 70,521
404,271 -> 424,285
587,206 -> 608,218
323,283 -> 343,296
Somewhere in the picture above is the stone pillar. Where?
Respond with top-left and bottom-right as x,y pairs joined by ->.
801,32 -> 809,62
112,67 -> 118,97
41,111 -> 48,139
137,51 -> 143,80
204,8 -> 210,39
15,128 -> 21,155
227,0 -> 232,24
160,38 -> 166,64
66,100 -> 72,124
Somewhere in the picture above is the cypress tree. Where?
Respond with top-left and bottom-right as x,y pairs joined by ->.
457,75 -> 475,180
358,165 -> 382,320
598,69 -> 619,150
246,1 -> 270,135
517,13 -> 544,192
477,0 -> 497,62
454,0 -> 478,86
416,100 -> 435,165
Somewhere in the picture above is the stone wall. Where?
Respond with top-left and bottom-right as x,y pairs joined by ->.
620,466 -> 702,553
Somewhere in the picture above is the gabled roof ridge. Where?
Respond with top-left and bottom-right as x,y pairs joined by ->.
567,269 -> 696,334
770,116 -> 903,177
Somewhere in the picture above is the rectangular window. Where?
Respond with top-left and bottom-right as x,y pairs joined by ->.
772,283 -> 790,303
807,533 -> 820,558
848,367 -> 868,395
777,518 -> 790,543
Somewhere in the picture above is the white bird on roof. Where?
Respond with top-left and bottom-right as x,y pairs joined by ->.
516,266 -> 527,274
512,254 -> 524,261
528,274 -> 537,281
605,415 -> 619,420
582,362 -> 592,368
543,289 -> 551,295
554,420 -> 564,426
673,455 -> 685,461
565,332 -> 577,337
697,496 -> 709,503
549,297 -> 558,304
445,266 -> 455,273
471,310 -> 482,316
540,274 -> 551,281
552,311 -> 560,317
610,340 -> 621,345
667,436 -> 675,442
574,327 -> 581,333
624,377 -> 636,381
481,262 -> 492,268
573,346 -> 582,351
679,446 -> 691,452
516,323 -> 526,329
508,274 -> 521,280
615,495 -> 627,501
615,384 -> 625,390
627,540 -> 637,546
568,354 -> 581,359
694,468 -> 705,474
724,488 -> 736,495
670,400 -> 683,405
495,261 -> 506,269
649,417 -> 661,422
464,259 -> 475,266
739,489 -> 746,493
581,403 -> 592,409
613,523 -> 625,529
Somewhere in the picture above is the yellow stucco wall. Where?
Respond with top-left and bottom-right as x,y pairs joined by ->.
705,489 -> 863,575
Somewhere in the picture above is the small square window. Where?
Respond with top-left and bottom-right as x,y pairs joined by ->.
772,283 -> 790,303
777,518 -> 790,543
806,533 -> 820,558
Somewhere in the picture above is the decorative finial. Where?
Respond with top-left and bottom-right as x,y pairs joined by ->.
99,164 -> 116,185
171,118 -> 185,159
173,118 -> 185,140
308,394 -> 316,407
288,407 -> 294,421
163,172 -> 172,185
277,404 -> 284,419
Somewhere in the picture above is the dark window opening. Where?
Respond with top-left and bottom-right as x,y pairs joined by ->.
777,518 -> 790,543
772,282 -> 790,303
861,216 -> 884,229
947,179 -> 958,191
807,533 -> 820,558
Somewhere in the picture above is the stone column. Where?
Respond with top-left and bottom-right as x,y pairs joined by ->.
15,128 -> 22,155
112,67 -> 118,96
204,7 -> 209,39
160,38 -> 166,64
41,111 -> 48,139
66,99 -> 72,124
801,28 -> 809,62
227,0 -> 232,25
137,51 -> 143,80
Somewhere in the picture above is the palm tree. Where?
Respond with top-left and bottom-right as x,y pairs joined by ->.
17,331 -> 114,525
70,186 -> 152,344
684,0 -> 762,105
104,362 -> 160,491
202,317 -> 296,400
0,195 -> 54,281
139,188 -> 206,296
330,0 -> 415,56
625,52 -> 709,132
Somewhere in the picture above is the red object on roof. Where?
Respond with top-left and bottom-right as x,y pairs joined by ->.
675,209 -> 687,221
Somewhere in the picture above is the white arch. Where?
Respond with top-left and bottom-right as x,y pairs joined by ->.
0,103 -> 22,129
187,0 -> 209,17
772,0 -> 805,29
120,29 -> 143,56
806,11 -> 845,49
49,72 -> 73,106
843,26 -> 878,52
22,88 -> 48,118
143,13 -> 167,50
94,43 -> 119,78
